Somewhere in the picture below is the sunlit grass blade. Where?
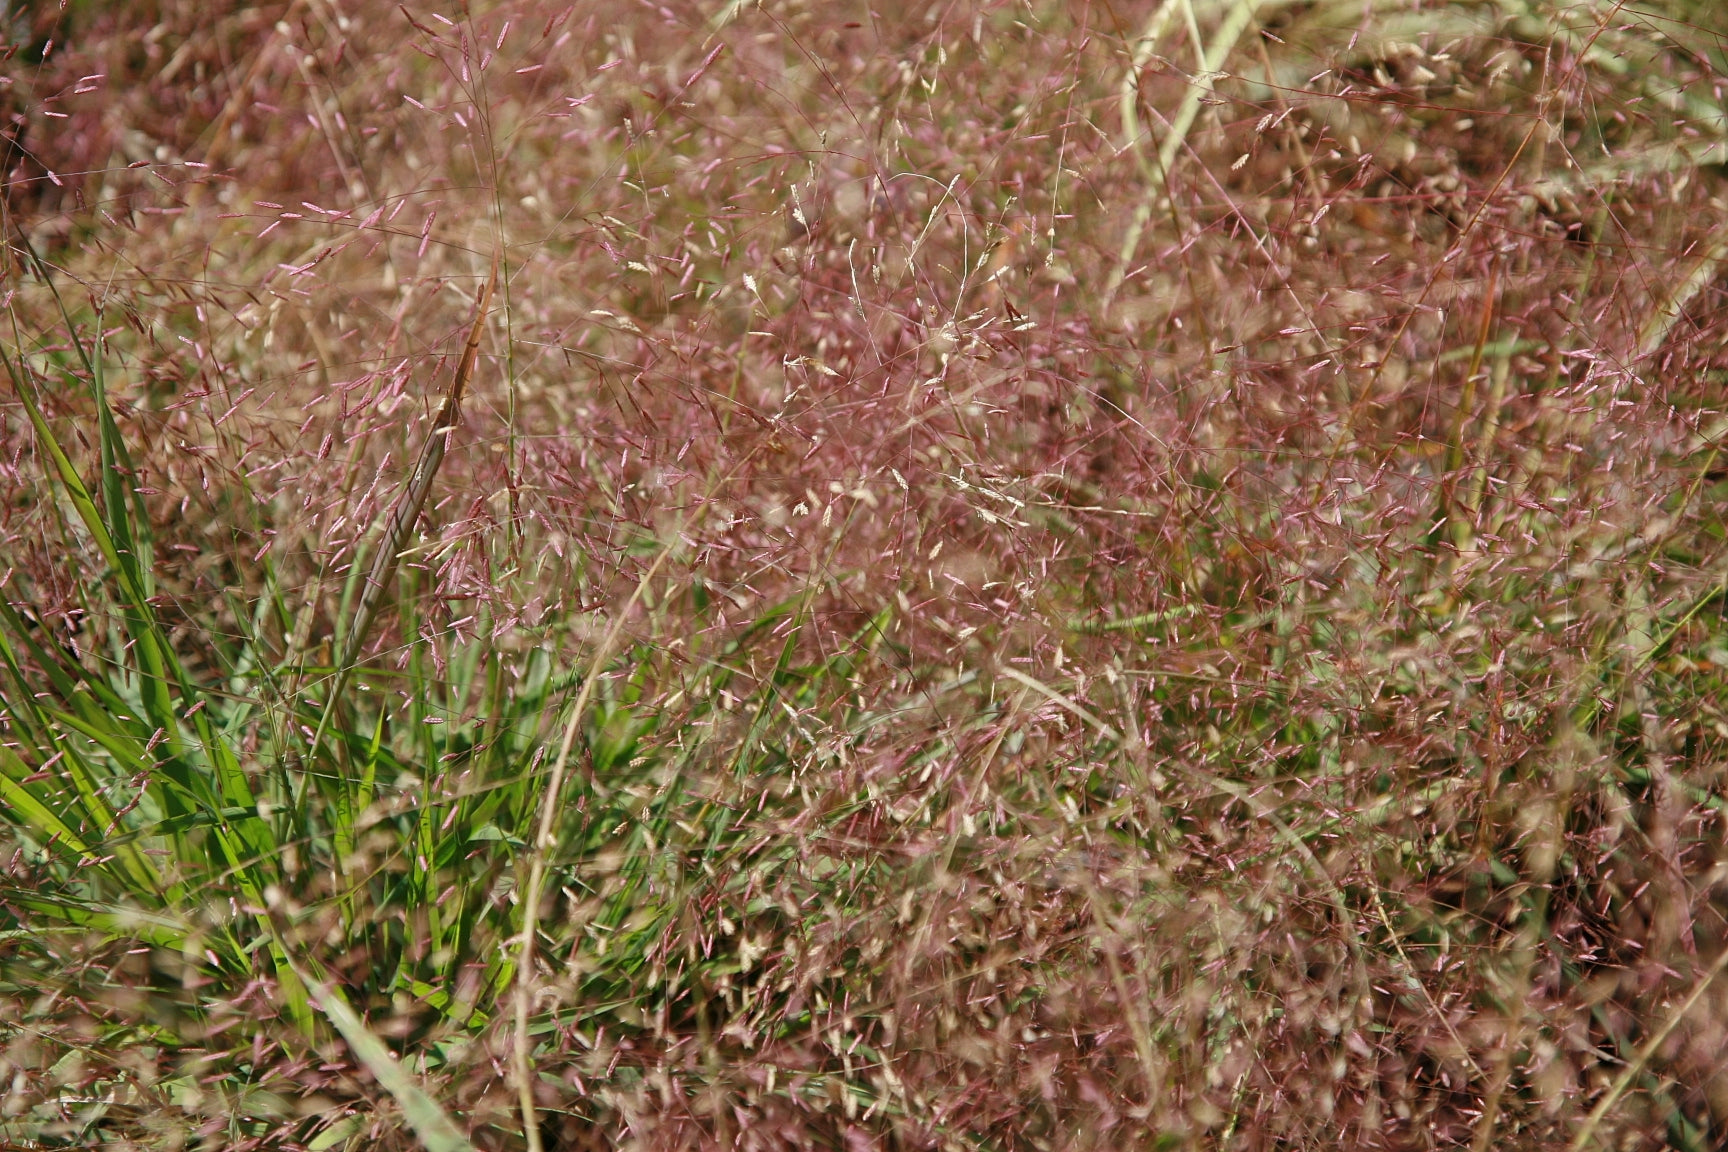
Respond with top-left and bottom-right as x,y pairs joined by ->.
286,955 -> 480,1152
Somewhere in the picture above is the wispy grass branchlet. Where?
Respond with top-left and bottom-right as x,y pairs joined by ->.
3,1 -> 1728,1149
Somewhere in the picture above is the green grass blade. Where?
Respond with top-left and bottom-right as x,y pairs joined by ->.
287,958 -> 479,1152
0,751 -> 97,862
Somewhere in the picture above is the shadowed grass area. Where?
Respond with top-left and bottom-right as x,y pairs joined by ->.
2,0 -> 1728,1149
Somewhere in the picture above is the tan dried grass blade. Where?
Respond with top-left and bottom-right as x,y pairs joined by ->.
338,264 -> 498,674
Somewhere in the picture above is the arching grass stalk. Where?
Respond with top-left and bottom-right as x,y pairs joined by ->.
510,542 -> 675,1152
1567,946 -> 1728,1151
510,432 -> 780,1150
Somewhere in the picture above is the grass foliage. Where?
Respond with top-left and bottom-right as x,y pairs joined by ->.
2,0 -> 1728,1148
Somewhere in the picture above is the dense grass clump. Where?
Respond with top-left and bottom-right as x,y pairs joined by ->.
2,0 -> 1728,1148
